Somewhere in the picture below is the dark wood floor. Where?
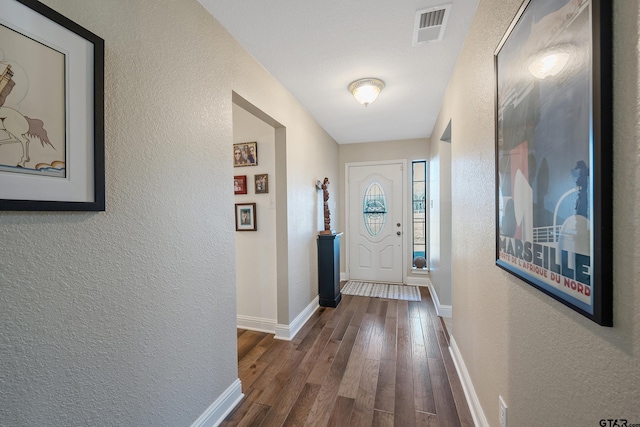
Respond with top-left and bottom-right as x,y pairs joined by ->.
223,287 -> 474,427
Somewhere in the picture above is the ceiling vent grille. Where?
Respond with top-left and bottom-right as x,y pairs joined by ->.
413,4 -> 452,45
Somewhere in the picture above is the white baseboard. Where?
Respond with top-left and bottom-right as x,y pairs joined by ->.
406,275 -> 429,287
428,279 -> 452,318
191,378 -> 243,427
274,296 -> 319,341
340,272 -> 347,282
236,315 -> 277,334
449,337 -> 489,427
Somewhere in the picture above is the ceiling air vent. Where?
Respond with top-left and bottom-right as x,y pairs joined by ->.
413,4 -> 452,46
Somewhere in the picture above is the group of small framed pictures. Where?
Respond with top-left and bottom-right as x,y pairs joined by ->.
233,141 -> 267,231
233,174 -> 268,195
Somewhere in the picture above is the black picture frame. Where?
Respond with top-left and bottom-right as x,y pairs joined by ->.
0,0 -> 105,211
235,203 -> 256,231
494,0 -> 612,325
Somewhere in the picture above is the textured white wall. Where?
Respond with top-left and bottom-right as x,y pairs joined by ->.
0,0 -> 339,425
432,0 -> 640,425
428,136 -> 453,306
233,104 -> 277,324
0,1 -> 238,425
215,20 -> 340,326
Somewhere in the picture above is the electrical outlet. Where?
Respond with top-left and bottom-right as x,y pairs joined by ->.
499,395 -> 508,427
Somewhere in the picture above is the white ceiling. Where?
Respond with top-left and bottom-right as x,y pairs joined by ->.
198,0 -> 479,144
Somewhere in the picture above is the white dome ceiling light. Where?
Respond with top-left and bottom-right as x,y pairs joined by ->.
348,78 -> 385,107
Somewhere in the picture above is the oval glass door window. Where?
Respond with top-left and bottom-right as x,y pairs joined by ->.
363,181 -> 387,237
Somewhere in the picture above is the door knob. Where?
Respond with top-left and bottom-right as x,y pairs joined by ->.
397,231 -> 401,236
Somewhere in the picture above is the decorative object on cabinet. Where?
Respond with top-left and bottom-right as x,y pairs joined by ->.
319,177 -> 332,235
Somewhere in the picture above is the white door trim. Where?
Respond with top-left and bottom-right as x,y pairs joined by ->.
345,160 -> 408,284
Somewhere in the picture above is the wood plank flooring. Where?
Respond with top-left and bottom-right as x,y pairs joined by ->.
223,287 -> 473,427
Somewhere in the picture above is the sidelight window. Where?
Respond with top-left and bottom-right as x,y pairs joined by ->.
412,160 -> 427,269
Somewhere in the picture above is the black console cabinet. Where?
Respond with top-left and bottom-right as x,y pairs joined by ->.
317,232 -> 342,307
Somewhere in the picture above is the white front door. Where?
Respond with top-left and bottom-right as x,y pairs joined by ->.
347,162 -> 405,283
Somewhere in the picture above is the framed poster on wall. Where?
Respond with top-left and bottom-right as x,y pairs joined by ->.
494,0 -> 612,325
0,0 -> 105,211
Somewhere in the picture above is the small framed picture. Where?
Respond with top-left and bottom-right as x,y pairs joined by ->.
235,203 -> 256,231
233,142 -> 258,167
234,175 -> 247,195
254,174 -> 268,194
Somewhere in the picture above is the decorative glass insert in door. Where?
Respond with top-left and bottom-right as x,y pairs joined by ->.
363,181 -> 387,237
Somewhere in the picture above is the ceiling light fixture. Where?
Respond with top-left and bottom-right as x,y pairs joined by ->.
348,78 -> 385,107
